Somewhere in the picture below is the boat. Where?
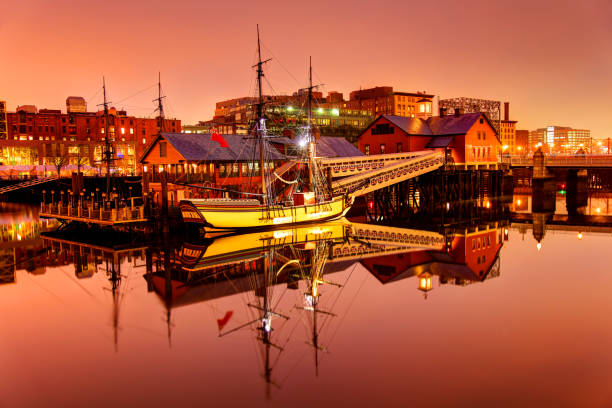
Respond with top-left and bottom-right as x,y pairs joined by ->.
179,27 -> 352,230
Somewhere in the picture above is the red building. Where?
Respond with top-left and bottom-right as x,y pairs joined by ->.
358,112 -> 501,166
0,98 -> 180,174
362,227 -> 504,293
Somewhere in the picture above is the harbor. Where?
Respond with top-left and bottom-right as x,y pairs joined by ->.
1,2 -> 610,406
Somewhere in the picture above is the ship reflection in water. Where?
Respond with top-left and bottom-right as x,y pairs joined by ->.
3,194 -> 612,406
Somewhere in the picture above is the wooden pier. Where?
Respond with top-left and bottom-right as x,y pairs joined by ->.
39,189 -> 148,226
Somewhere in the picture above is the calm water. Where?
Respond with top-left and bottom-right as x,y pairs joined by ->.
1,198 -> 612,408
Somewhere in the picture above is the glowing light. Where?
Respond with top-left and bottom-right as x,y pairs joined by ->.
417,272 -> 433,293
446,202 -> 450,210
307,211 -> 331,220
317,108 -> 323,114
273,216 -> 293,224
577,232 -> 583,240
596,208 -> 601,213
502,145 -> 509,151
298,138 -> 308,148
504,228 -> 509,235
537,242 -> 542,251
331,108 -> 339,116
517,146 -> 523,151
158,166 -> 164,173
143,165 -> 148,172
308,227 -> 329,235
273,230 -> 292,239
517,199 -> 522,205
287,106 -> 294,112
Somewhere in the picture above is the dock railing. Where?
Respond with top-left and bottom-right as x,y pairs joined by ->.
40,188 -> 148,224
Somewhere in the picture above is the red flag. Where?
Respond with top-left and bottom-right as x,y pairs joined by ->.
217,311 -> 233,331
211,129 -> 229,148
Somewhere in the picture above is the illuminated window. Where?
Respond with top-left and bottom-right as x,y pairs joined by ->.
380,144 -> 386,154
364,144 -> 370,155
142,138 -> 146,144
101,128 -> 105,134
121,127 -> 125,134
129,128 -> 134,134
419,104 -> 425,113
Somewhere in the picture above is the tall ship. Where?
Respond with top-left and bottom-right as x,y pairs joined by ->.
179,27 -> 352,230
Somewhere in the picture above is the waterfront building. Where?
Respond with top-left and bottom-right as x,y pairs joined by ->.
439,97 -> 502,132
139,131 -> 360,201
0,99 -> 180,174
358,111 -> 501,165
529,126 -> 591,154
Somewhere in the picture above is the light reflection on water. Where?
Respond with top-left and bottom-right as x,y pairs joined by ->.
1,201 -> 612,407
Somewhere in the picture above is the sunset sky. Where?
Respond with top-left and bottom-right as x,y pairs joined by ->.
1,0 -> 611,137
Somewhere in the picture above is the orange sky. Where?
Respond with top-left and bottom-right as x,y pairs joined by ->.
1,0 -> 611,138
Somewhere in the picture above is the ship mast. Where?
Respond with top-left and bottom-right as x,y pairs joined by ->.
307,56 -> 314,192
101,77 -> 112,195
254,25 -> 271,205
154,72 -> 166,133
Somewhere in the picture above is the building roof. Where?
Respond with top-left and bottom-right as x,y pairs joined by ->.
272,136 -> 363,158
382,115 -> 432,136
427,112 -> 484,135
376,112 -> 500,138
426,136 -> 454,148
144,132 -> 286,162
317,136 -> 363,157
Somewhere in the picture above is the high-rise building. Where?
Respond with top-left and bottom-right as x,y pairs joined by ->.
439,97 -> 502,132
529,126 -> 591,154
345,87 -> 434,119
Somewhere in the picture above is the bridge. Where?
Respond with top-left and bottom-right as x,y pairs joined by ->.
0,176 -> 59,195
329,151 -> 445,197
507,155 -> 612,168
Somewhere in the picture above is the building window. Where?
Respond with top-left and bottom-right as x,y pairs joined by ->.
380,144 -> 386,154
371,123 -> 394,135
121,127 -> 125,134
396,142 -> 402,153
159,141 -> 167,157
364,144 -> 370,155
479,118 -> 484,124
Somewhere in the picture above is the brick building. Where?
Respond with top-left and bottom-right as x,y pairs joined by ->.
358,111 -> 501,166
194,86 -> 433,142
0,97 -> 179,174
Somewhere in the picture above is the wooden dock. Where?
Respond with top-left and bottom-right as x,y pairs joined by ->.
40,195 -> 147,226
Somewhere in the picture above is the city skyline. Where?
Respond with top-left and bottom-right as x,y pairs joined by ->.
2,0 -> 611,137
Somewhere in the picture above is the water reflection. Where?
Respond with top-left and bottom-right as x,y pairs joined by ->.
0,211 -> 518,397
5,191 -> 611,405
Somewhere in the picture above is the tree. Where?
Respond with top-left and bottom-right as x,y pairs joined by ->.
53,155 -> 68,177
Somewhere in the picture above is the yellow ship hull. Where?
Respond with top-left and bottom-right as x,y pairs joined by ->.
179,195 -> 352,230
180,220 -> 350,271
